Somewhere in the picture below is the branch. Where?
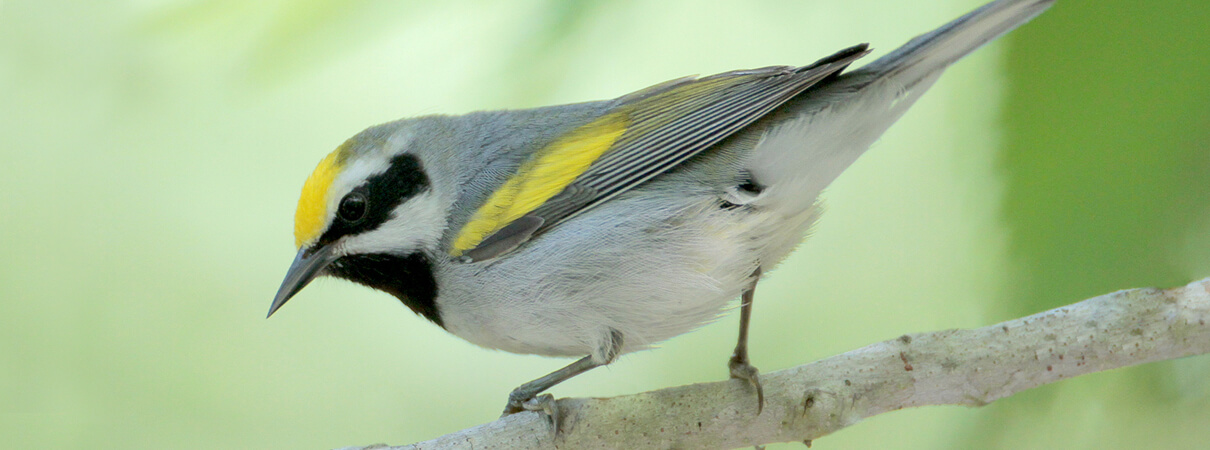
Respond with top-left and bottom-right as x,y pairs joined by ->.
343,278 -> 1210,450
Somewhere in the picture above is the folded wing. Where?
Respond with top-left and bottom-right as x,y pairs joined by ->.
453,44 -> 872,262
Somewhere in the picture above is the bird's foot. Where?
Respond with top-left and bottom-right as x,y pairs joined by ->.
502,392 -> 560,434
729,354 -> 765,414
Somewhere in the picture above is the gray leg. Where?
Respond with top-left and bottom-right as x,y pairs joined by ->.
729,267 -> 764,413
502,355 -> 600,428
502,329 -> 624,429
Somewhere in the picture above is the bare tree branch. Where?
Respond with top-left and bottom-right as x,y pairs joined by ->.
342,278 -> 1210,450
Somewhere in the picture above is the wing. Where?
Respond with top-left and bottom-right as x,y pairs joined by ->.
453,44 -> 872,262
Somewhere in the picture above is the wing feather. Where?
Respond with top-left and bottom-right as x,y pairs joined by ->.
454,45 -> 872,261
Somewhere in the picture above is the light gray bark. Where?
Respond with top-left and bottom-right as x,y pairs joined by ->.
341,278 -> 1210,450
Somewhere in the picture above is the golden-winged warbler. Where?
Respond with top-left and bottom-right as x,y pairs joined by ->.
271,0 -> 1053,417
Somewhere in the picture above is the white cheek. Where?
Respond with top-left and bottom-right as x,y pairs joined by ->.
339,190 -> 448,256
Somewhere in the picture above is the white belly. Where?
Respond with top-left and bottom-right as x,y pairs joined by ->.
434,183 -> 817,363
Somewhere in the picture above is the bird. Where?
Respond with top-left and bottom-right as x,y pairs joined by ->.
270,0 -> 1054,419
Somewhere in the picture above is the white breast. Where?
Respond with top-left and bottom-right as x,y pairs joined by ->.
434,176 -> 816,363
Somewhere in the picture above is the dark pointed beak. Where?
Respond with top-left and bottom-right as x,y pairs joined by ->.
268,244 -> 338,318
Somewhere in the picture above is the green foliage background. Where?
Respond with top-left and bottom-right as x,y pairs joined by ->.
2,0 -> 1207,448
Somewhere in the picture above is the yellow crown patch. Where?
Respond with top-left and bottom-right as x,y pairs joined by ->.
294,148 -> 345,248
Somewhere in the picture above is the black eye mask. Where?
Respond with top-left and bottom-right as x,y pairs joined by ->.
316,153 -> 430,248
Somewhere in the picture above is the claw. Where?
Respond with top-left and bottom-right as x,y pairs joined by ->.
502,392 -> 560,435
526,394 -> 560,432
729,354 -> 765,414
499,354 -> 605,436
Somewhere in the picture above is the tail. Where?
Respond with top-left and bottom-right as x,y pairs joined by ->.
746,0 -> 1055,214
852,0 -> 1055,86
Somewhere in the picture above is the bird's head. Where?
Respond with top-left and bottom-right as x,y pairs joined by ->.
269,121 -> 449,321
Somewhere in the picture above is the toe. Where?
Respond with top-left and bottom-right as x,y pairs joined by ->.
729,362 -> 765,414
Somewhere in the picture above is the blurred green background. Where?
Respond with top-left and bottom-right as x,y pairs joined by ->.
2,0 -> 1208,448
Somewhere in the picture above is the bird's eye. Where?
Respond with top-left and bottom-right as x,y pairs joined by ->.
338,193 -> 368,223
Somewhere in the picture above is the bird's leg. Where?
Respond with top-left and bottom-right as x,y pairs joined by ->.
501,355 -> 597,430
729,266 -> 764,413
502,329 -> 624,432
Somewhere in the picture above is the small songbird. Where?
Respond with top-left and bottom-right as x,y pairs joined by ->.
270,0 -> 1054,417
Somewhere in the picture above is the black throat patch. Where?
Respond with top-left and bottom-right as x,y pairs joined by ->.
311,153 -> 442,326
327,252 -> 442,327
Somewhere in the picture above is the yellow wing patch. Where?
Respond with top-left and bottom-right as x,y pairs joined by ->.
451,112 -> 629,255
294,148 -> 345,248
